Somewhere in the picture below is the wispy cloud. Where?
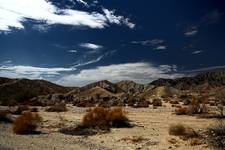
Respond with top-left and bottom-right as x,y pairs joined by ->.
154,45 -> 167,50
0,0 -> 135,32
0,65 -> 75,79
131,39 -> 167,50
184,25 -> 198,37
192,50 -> 203,55
79,43 -> 103,50
68,49 -> 78,53
76,0 -> 89,7
102,8 -> 135,29
201,9 -> 224,24
57,62 -> 182,86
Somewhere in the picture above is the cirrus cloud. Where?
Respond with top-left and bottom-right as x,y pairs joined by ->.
0,0 -> 135,32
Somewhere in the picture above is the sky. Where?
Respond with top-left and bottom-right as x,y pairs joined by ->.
0,0 -> 225,86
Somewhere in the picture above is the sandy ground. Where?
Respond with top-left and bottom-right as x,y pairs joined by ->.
0,104 -> 218,150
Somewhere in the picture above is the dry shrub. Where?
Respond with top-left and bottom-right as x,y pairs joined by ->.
169,124 -> 199,140
0,110 -> 13,123
46,103 -> 67,112
206,121 -> 225,149
152,99 -> 162,106
187,100 -> 208,115
13,111 -> 42,134
107,107 -> 129,127
169,124 -> 186,136
82,107 -> 130,130
170,100 -> 179,104
175,107 -> 188,115
190,138 -> 202,146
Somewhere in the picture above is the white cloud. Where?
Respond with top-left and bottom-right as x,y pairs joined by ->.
192,50 -> 203,54
79,43 -> 103,49
0,0 -> 134,32
155,45 -> 167,50
0,65 -> 74,79
76,0 -> 89,7
69,49 -> 78,53
184,30 -> 198,36
102,8 -> 135,29
57,62 -> 182,86
131,39 -> 164,46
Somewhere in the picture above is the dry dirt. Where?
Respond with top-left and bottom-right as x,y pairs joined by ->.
0,104 -> 218,150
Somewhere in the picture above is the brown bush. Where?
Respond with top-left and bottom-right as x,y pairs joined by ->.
13,112 -> 42,134
82,107 -> 130,130
175,107 -> 188,115
107,107 -> 129,127
152,99 -> 162,106
133,101 -> 149,108
187,100 -> 208,115
206,121 -> 225,149
169,124 -> 186,136
46,103 -> 67,112
169,124 -> 199,140
190,139 -> 202,146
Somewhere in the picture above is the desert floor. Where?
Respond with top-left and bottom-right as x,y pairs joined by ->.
0,104 -> 217,150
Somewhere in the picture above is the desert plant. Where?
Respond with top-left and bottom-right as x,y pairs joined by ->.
187,99 -> 208,115
82,107 -> 130,130
206,121 -> 225,149
46,103 -> 67,112
13,111 -> 42,134
216,90 -> 225,118
107,107 -> 130,127
152,99 -> 162,106
169,124 -> 186,136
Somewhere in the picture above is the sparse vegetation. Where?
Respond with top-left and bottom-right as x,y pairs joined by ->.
187,99 -> 208,115
46,103 -> 67,112
169,124 -> 199,140
82,107 -> 130,130
13,112 -> 42,134
206,121 -> 225,149
169,124 -> 186,136
152,99 -> 162,106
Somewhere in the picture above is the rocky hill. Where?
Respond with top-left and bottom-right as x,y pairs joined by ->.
0,77 -> 74,105
149,69 -> 225,90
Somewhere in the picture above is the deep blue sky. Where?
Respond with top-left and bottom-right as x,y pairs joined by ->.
0,0 -> 225,86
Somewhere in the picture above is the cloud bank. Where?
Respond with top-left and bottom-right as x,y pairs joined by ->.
57,62 -> 182,86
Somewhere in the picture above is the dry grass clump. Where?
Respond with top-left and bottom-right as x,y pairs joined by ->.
13,111 -> 42,134
46,103 -> 67,112
82,107 -> 130,130
169,124 -> 186,136
152,99 -> 162,106
169,124 -> 199,140
0,110 -> 13,123
206,121 -> 225,149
